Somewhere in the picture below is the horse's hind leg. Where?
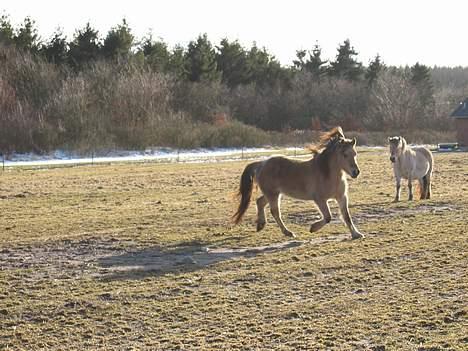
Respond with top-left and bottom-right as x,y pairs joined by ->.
310,200 -> 332,233
268,193 -> 295,238
256,195 -> 268,231
418,178 -> 426,200
425,173 -> 432,199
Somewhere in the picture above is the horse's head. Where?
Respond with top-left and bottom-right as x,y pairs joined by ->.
336,137 -> 360,178
312,127 -> 360,178
388,136 -> 404,163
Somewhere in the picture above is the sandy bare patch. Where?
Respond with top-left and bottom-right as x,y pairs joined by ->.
0,234 -> 350,281
0,202 -> 457,281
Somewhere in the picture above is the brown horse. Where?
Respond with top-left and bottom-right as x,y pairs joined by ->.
233,127 -> 364,239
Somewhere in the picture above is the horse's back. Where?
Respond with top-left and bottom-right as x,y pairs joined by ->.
256,156 -> 316,200
414,147 -> 433,165
411,147 -> 433,177
257,156 -> 306,181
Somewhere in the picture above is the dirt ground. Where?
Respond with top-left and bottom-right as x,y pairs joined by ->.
0,148 -> 467,350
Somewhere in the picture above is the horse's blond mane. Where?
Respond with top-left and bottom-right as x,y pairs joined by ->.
400,136 -> 407,151
307,126 -> 344,154
389,136 -> 407,152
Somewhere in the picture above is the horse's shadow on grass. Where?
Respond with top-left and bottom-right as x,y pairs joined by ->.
97,200 -> 455,281
97,239 -> 309,281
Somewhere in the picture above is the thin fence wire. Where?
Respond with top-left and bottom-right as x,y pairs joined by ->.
0,145 -> 311,171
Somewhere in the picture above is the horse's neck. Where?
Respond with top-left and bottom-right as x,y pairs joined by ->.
311,150 -> 345,182
396,146 -> 416,172
325,154 -> 345,181
400,146 -> 414,161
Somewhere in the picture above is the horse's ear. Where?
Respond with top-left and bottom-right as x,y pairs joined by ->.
336,126 -> 345,138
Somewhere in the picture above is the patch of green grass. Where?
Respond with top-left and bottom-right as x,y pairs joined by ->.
0,150 -> 467,350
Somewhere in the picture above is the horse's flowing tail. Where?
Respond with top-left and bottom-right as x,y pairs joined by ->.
233,161 -> 262,224
420,148 -> 434,200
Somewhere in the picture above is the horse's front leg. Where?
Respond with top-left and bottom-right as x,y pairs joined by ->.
310,200 -> 331,233
407,177 -> 413,201
393,175 -> 401,202
418,178 -> 426,200
337,195 -> 364,239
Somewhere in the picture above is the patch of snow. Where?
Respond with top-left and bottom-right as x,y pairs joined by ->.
0,145 -> 389,168
1,147 -> 275,167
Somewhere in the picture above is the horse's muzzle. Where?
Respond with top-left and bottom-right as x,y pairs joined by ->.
390,156 -> 395,163
351,169 -> 360,178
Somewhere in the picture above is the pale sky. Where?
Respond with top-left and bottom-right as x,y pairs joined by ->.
2,0 -> 467,67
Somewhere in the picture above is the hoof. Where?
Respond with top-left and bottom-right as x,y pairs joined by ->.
310,223 -> 321,233
351,232 -> 364,240
284,230 -> 296,238
256,221 -> 266,232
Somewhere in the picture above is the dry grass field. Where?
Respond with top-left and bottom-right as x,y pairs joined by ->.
0,148 -> 467,350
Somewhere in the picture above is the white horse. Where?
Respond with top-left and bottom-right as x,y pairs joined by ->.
388,136 -> 433,201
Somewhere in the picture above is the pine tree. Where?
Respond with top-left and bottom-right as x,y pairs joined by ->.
167,45 -> 187,79
0,14 -> 14,46
68,23 -> 101,70
13,17 -> 40,52
410,62 -> 435,121
247,44 -> 285,87
102,19 -> 134,61
185,34 -> 220,82
216,38 -> 251,87
328,39 -> 363,81
410,62 -> 432,86
293,49 -> 307,70
140,34 -> 170,72
41,29 -> 68,65
304,44 -> 328,79
365,54 -> 384,87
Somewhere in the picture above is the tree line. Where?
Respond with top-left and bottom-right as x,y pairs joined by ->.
1,15 -> 467,153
